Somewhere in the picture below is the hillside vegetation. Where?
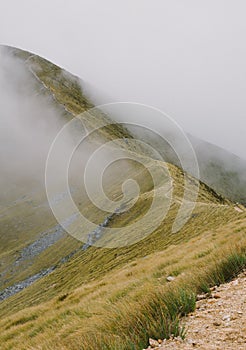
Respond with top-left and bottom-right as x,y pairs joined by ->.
0,46 -> 245,350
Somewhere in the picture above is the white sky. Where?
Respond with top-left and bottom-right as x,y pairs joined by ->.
0,0 -> 245,159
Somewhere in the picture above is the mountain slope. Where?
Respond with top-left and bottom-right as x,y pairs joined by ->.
0,46 -> 245,350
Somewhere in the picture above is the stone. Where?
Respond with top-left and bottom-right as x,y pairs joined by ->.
222,314 -> 231,322
197,294 -> 208,301
212,293 -> 221,299
166,276 -> 175,282
187,339 -> 197,346
149,338 -> 159,348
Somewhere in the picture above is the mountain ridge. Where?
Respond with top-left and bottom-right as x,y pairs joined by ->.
0,45 -> 245,350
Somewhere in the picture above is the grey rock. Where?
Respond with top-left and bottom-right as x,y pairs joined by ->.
166,276 -> 175,282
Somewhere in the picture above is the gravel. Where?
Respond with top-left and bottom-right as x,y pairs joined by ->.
0,267 -> 55,301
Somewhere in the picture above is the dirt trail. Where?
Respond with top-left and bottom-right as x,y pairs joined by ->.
145,270 -> 246,349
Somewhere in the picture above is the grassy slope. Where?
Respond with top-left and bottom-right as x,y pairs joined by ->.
0,211 -> 245,349
0,46 -> 132,288
0,47 -> 245,350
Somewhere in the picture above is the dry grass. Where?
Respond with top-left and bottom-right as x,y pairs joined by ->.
0,212 -> 245,349
0,47 -> 245,349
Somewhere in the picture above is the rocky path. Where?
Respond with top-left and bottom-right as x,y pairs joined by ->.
145,270 -> 246,349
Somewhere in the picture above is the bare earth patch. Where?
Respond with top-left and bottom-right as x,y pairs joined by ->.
145,270 -> 246,349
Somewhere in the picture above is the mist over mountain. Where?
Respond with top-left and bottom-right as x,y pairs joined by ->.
0,47 -> 68,195
1,1 -> 246,348
81,75 -> 246,206
0,45 -> 245,350
1,45 -> 246,208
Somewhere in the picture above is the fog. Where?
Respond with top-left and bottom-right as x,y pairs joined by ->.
0,48 -> 74,204
0,48 -> 140,219
0,1 -> 246,210
0,0 -> 245,160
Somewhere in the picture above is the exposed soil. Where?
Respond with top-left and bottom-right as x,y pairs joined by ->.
146,270 -> 246,349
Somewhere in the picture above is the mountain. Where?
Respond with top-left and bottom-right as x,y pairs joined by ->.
0,46 -> 245,350
121,125 -> 246,206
